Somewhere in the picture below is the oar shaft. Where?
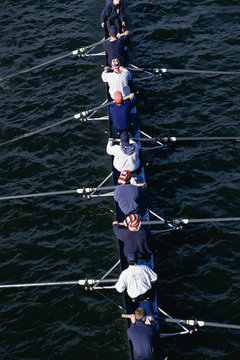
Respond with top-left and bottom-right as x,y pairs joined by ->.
2,52 -> 73,80
133,136 -> 240,142
129,66 -> 240,76
166,68 -> 240,76
165,318 -> 240,330
203,321 -> 240,330
82,37 -> 109,50
0,281 -> 79,288
142,217 -> 240,225
87,100 -> 113,114
2,38 -> 109,81
0,189 -> 77,201
0,100 -> 113,148
0,185 -> 117,201
172,136 -> 240,141
0,115 -> 75,147
0,278 -> 118,289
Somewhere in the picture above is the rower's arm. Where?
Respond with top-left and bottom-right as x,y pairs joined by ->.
115,274 -> 126,293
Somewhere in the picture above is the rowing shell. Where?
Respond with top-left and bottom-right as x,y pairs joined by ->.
104,0 -> 159,358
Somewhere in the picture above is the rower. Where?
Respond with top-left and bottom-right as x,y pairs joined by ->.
110,91 -> 136,134
127,307 -> 160,360
115,252 -> 157,302
106,132 -> 140,173
100,0 -> 126,35
114,170 -> 148,217
103,25 -> 129,67
112,214 -> 152,265
101,58 -> 133,100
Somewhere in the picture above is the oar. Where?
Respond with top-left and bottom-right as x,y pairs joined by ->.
165,318 -> 240,330
1,38 -> 109,81
0,93 -> 133,147
0,185 -> 117,201
0,100 -> 113,147
142,217 -> 240,225
121,314 -> 240,330
133,136 -> 240,143
0,278 -> 118,289
129,66 -> 240,76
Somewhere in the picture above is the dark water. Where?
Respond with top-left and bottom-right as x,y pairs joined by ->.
0,0 -> 239,359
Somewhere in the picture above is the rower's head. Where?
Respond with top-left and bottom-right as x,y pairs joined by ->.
113,0 -> 120,5
124,214 -> 141,231
118,170 -> 131,184
127,252 -> 137,265
109,25 -> 117,37
120,131 -> 129,146
135,307 -> 146,320
114,91 -> 123,105
111,58 -> 120,72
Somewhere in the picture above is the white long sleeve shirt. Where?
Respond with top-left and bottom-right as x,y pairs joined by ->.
115,264 -> 157,299
101,68 -> 131,99
106,140 -> 140,172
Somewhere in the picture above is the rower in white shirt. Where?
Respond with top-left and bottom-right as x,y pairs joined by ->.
115,252 -> 157,302
101,58 -> 131,99
106,132 -> 140,173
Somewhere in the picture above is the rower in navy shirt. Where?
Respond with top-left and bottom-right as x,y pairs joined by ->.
110,91 -> 136,133
113,214 -> 152,264
127,307 -> 160,360
114,170 -> 148,216
103,25 -> 129,67
101,0 -> 125,35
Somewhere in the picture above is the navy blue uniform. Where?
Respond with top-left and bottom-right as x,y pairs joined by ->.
113,224 -> 152,262
114,184 -> 147,216
110,98 -> 136,132
127,320 -> 159,360
104,38 -> 126,67
101,1 -> 125,34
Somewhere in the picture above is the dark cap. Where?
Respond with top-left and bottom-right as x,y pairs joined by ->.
120,132 -> 129,147
127,252 -> 137,264
109,26 -> 117,36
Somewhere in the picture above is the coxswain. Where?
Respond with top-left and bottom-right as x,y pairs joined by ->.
106,132 -> 140,173
103,25 -> 129,67
100,0 -> 125,35
110,91 -> 136,133
112,214 -> 152,264
101,59 -> 133,100
115,252 -> 157,302
114,170 -> 148,216
127,307 -> 160,360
